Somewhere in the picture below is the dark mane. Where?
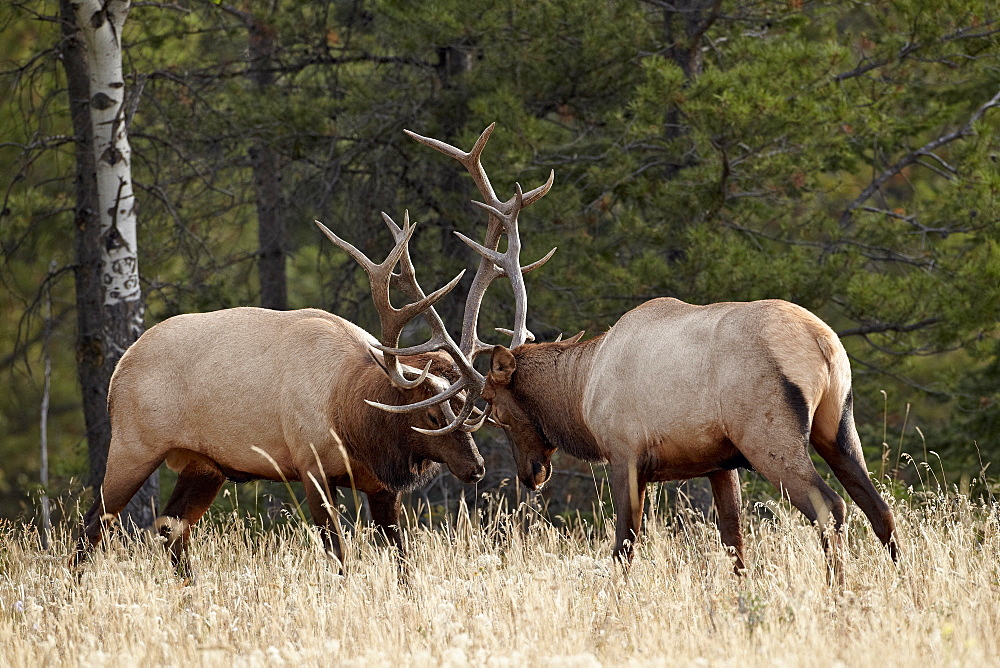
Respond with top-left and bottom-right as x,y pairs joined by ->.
510,337 -> 605,462
333,351 -> 459,492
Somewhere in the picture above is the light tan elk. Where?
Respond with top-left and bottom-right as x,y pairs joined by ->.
413,126 -> 898,575
70,151 -> 555,577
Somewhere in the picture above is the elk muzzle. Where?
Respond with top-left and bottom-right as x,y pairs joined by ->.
437,432 -> 486,484
449,454 -> 486,484
516,453 -> 552,491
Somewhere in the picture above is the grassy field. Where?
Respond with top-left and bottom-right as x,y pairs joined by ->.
1,485 -> 998,667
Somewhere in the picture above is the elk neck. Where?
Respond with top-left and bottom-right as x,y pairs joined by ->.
331,360 -> 439,492
509,337 -> 604,462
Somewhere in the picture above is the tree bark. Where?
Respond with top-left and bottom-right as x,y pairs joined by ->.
248,16 -> 287,310
60,0 -> 157,528
433,44 -> 479,340
661,0 -> 720,178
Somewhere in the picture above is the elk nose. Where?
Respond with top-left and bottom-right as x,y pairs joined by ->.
470,463 -> 486,483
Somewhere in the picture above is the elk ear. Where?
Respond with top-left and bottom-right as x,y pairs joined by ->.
489,345 -> 516,386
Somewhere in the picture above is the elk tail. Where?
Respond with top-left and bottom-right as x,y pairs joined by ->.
811,333 -> 860,459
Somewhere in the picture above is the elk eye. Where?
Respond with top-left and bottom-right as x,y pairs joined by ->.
428,412 -> 441,428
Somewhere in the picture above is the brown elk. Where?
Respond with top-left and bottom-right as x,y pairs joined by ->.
414,126 -> 899,576
69,149 -> 554,578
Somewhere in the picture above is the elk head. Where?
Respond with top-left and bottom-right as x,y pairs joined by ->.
481,328 -> 586,490
481,345 -> 554,490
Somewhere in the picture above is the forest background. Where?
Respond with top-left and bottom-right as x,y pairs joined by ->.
1,0 -> 997,525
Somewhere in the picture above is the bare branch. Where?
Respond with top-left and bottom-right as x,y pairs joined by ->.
833,21 -> 998,83
837,318 -> 940,339
848,353 -> 952,398
840,88 -> 1000,228
131,1 -> 191,12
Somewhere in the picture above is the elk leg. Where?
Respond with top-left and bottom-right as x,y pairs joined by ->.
367,489 -> 404,557
708,469 -> 745,574
70,451 -> 163,571
70,501 -> 111,571
155,461 -> 226,582
741,440 -> 847,584
303,477 -> 345,573
610,461 -> 646,564
368,489 -> 408,580
812,437 -> 898,561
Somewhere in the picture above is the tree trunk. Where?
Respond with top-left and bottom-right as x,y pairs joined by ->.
433,44 -> 478,340
248,16 -> 287,310
60,0 -> 158,529
661,0 -> 719,178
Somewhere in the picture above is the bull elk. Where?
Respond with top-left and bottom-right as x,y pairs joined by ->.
69,131 -> 556,577
413,126 -> 899,576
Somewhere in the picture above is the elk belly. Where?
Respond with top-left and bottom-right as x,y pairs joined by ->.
637,431 -> 750,482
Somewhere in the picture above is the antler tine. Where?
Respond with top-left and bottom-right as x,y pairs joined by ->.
316,218 -> 417,389
405,124 -> 503,210
364,376 -> 465,414
522,246 -> 557,274
413,395 -> 480,435
404,126 -> 555,216
314,219 -> 380,275
459,404 -> 491,433
463,198 -> 556,281
315,219 -> 463,391
381,211 -> 421,302
371,283 -> 486,423
519,169 -> 555,209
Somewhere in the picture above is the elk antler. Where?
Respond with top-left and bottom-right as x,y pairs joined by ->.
315,124 -> 555,434
404,124 -> 556,358
315,215 -> 486,435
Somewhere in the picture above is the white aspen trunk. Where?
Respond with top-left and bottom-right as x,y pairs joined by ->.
73,0 -> 141,316
68,0 -> 157,527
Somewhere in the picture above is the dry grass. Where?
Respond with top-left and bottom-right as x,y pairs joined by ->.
2,488 -> 999,667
